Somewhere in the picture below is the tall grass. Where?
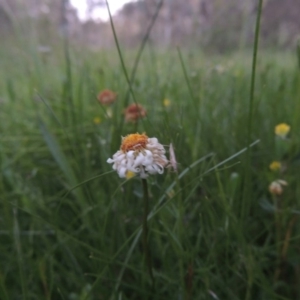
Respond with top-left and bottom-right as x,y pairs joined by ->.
1,3 -> 300,299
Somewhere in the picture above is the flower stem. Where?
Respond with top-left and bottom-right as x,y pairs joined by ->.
273,195 -> 282,282
141,178 -> 155,291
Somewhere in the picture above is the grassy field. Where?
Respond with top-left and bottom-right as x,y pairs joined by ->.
1,16 -> 300,299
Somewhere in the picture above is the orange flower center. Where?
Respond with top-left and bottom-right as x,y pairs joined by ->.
121,133 -> 148,152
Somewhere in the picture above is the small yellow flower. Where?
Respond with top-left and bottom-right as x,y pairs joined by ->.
275,123 -> 290,138
163,98 -> 171,107
269,161 -> 281,172
126,171 -> 136,179
93,117 -> 101,124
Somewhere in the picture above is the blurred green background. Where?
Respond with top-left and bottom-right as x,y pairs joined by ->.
1,0 -> 300,299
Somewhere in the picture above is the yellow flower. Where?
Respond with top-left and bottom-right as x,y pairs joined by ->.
269,161 -> 281,172
163,98 -> 171,107
93,117 -> 101,124
275,123 -> 290,138
126,171 -> 136,179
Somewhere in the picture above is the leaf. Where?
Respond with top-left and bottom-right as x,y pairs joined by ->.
259,198 -> 276,213
38,118 -> 83,201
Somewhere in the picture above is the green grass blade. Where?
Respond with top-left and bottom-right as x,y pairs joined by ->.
38,118 -> 83,201
242,0 -> 264,220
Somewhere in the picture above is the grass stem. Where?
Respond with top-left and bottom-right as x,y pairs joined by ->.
242,0 -> 264,220
141,178 -> 155,293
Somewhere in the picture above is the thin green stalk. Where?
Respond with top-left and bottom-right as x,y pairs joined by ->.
122,0 -> 164,109
62,21 -> 75,128
242,0 -> 264,219
273,195 -> 282,282
245,248 -> 254,300
172,162 -> 187,297
13,208 -> 28,300
178,199 -> 187,299
296,40 -> 300,70
106,0 -> 163,146
141,178 -> 155,292
177,47 -> 196,104
105,0 -> 139,113
105,0 -> 140,151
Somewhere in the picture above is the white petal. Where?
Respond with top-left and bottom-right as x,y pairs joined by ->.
144,149 -> 152,157
154,164 -> 164,174
127,159 -> 134,170
134,166 -> 141,172
144,150 -> 154,164
134,153 -> 145,167
140,168 -> 148,178
120,159 -> 127,167
149,137 -> 158,144
145,165 -> 157,174
118,167 -> 127,178
126,151 -> 135,159
115,153 -> 126,162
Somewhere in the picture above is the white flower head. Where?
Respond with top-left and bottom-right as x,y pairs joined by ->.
107,133 -> 168,179
269,179 -> 288,196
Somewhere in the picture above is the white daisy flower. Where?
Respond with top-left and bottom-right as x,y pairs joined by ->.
107,133 -> 168,178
